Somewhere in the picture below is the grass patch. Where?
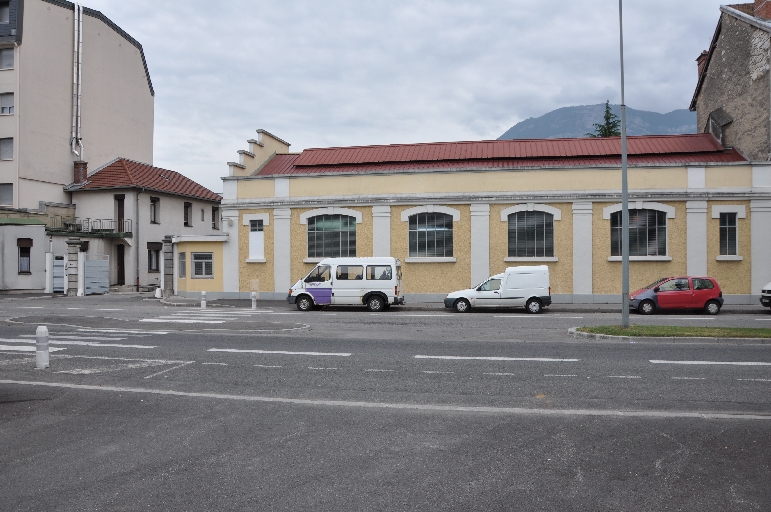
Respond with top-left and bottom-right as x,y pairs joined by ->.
577,325 -> 771,338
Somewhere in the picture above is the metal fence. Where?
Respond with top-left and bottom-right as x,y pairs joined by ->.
47,217 -> 132,234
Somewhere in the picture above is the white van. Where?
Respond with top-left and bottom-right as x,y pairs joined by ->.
288,257 -> 404,312
444,265 -> 551,313
761,281 -> 771,310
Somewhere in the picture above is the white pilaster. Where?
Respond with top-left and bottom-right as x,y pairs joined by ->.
222,209 -> 240,293
372,205 -> 391,257
686,201 -> 708,276
470,204 -> 490,287
753,164 -> 771,189
751,200 -> 771,294
572,202 -> 593,295
274,208 -> 292,293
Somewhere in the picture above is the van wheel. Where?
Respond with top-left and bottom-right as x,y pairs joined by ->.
638,300 -> 655,315
296,296 -> 313,311
454,299 -> 470,313
704,300 -> 721,315
526,298 -> 542,314
366,295 -> 385,312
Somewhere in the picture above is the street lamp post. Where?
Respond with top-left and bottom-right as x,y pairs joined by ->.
619,0 -> 630,328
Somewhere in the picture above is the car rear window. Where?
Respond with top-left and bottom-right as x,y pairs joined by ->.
692,278 -> 714,290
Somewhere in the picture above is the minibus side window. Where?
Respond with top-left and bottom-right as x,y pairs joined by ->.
305,265 -> 331,283
336,265 -> 363,280
366,265 -> 392,280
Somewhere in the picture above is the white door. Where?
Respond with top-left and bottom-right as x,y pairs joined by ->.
332,264 -> 364,305
501,274 -> 528,307
304,265 -> 333,305
52,256 -> 66,293
474,278 -> 502,307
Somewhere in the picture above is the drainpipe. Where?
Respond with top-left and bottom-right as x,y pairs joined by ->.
70,2 -> 83,158
135,188 -> 143,292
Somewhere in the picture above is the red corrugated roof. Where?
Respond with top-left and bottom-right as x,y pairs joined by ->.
71,158 -> 221,202
254,135 -> 744,177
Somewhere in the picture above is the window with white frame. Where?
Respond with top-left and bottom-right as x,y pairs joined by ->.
178,252 -> 186,278
307,214 -> 356,258
147,242 -> 162,272
192,252 -> 213,278
249,219 -> 264,260
0,183 -> 11,205
212,206 -> 220,230
0,138 -> 12,160
18,238 -> 31,273
0,93 -> 13,114
611,209 -> 667,257
0,48 -> 13,69
150,197 -> 160,224
507,211 -> 554,258
719,212 -> 737,256
183,202 -> 192,226
408,212 -> 453,257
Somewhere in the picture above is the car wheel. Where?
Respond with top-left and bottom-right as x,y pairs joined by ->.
704,300 -> 721,315
526,298 -> 542,314
454,298 -> 470,313
296,296 -> 313,311
366,295 -> 385,312
638,300 -> 655,315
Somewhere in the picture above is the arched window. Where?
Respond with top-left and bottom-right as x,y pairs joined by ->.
507,211 -> 554,258
307,214 -> 357,258
409,212 -> 453,257
611,209 -> 667,256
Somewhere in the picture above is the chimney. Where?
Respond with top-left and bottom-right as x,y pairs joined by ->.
755,0 -> 771,19
696,50 -> 708,78
73,160 -> 88,184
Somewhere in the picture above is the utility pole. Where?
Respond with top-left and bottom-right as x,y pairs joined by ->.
619,0 -> 630,328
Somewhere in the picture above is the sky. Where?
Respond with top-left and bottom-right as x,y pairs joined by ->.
84,0 -> 728,192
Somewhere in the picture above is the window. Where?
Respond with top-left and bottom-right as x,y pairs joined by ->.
147,242 -> 162,273
478,278 -> 501,291
184,202 -> 192,226
507,211 -> 554,258
0,93 -> 13,114
307,214 -> 356,258
178,252 -> 186,278
248,219 -> 264,260
17,238 -> 32,273
192,252 -> 213,278
692,278 -> 714,290
408,212 -> 453,257
0,137 -> 12,160
658,278 -> 689,292
0,48 -> 12,69
201,208 -> 205,222
336,265 -> 363,280
0,2 -> 8,24
610,209 -> 667,257
719,212 -> 737,256
150,197 -> 160,224
304,265 -> 331,283
0,183 -> 11,205
366,265 -> 392,280
212,206 -> 220,229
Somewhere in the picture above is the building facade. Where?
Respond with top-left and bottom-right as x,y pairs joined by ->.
0,0 -> 154,210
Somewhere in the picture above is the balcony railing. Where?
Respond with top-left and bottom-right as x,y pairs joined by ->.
47,217 -> 133,234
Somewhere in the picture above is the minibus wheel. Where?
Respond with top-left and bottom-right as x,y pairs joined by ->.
296,295 -> 314,311
366,295 -> 385,312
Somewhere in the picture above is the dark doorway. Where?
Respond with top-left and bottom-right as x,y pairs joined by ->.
116,244 -> 125,285
115,194 -> 125,231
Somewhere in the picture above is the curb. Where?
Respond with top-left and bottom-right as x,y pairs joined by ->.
568,327 -> 771,344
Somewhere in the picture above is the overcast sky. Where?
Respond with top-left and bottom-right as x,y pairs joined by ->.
85,0 -> 727,192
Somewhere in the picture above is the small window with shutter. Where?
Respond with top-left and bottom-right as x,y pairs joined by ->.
0,48 -> 13,69
0,183 -> 11,205
0,93 -> 13,114
0,138 -> 12,160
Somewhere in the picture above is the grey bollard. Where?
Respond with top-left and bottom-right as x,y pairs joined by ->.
201,291 -> 207,309
251,291 -> 257,310
36,326 -> 49,369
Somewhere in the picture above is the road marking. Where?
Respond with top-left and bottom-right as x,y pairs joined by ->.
6,380 -> 770,421
96,309 -> 124,311
255,364 -> 282,368
650,360 -> 771,366
494,315 -> 584,319
308,367 -> 338,370
140,319 -> 225,324
76,329 -> 168,335
414,355 -> 579,362
672,377 -> 706,380
0,338 -> 155,349
737,378 -> 771,382
607,375 -> 641,379
202,362 -> 228,366
423,371 -> 454,374
18,306 -> 44,309
208,348 -> 351,356
638,317 -> 714,321
0,345 -> 66,352
66,308 -> 82,310
20,335 -> 127,341
364,369 -> 394,372
483,372 -> 516,376
544,374 -> 577,377
144,361 -> 195,379
376,314 -> 446,317
756,319 -> 771,322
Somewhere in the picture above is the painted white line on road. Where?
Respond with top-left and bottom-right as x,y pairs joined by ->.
255,364 -> 282,368
672,377 -> 706,380
737,378 -> 771,382
650,360 -> 771,366
76,329 -> 168,335
202,362 -> 228,366
423,371 -> 454,374
20,335 -> 127,341
0,345 -> 66,352
144,361 -> 195,379
209,348 -> 351,357
637,317 -> 714,321
484,372 -> 516,376
17,306 -> 44,309
544,374 -> 577,377
5,380 -> 771,421
140,319 -> 225,324
0,338 -> 155,349
414,355 -> 580,362
756,319 -> 771,322
308,367 -> 338,370
375,314 -> 446,317
607,375 -> 641,379
66,308 -> 82,310
364,369 -> 394,372
96,309 -> 124,311
495,315 -> 584,319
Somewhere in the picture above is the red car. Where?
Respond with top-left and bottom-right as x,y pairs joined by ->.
629,276 -> 724,315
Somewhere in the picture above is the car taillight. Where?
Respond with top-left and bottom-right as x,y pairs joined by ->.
548,287 -> 551,296
719,291 -> 722,297
394,285 -> 398,295
288,289 -> 292,295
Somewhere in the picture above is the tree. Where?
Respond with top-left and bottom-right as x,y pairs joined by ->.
587,100 -> 621,137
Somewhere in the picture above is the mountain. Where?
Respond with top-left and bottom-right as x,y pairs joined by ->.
498,104 -> 697,140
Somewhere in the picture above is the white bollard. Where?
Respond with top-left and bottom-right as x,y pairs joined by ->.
36,326 -> 49,369
155,288 -> 162,299
251,291 -> 257,310
201,291 -> 207,309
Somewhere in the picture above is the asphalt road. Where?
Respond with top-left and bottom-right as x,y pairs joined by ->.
1,295 -> 770,510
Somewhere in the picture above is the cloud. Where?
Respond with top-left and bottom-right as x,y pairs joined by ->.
83,0 -> 726,192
